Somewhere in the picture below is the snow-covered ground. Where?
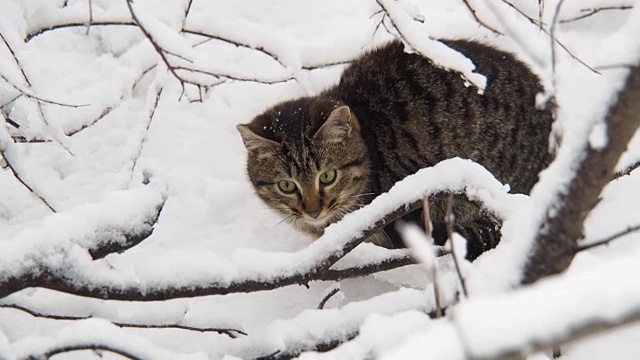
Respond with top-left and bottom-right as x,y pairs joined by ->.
0,0 -> 639,359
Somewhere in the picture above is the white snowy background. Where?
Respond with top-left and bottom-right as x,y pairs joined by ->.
0,0 -> 639,359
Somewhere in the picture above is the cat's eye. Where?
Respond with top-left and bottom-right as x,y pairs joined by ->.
277,180 -> 297,194
319,169 -> 337,185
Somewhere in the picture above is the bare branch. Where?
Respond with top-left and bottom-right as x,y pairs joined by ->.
612,159 -> 640,180
173,66 -> 294,85
125,0 -> 189,92
578,224 -> 640,252
129,85 -> 163,178
550,0 -> 567,85
318,288 -> 340,310
522,65 -> 640,283
500,0 -> 544,27
560,5 -> 633,23
0,32 -> 88,108
86,0 -> 93,34
182,0 -> 194,28
25,21 -> 137,42
445,194 -> 468,298
38,345 -> 143,360
0,145 -> 57,212
427,199 -> 443,318
461,0 -> 504,35
499,0 -> 600,75
0,303 -> 246,338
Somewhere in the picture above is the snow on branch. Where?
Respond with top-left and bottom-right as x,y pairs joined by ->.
11,318 -> 207,360
522,65 -> 640,284
246,286 -> 451,359
0,303 -> 245,338
0,116 -> 57,212
0,159 -> 521,301
377,255 -> 640,360
0,185 -> 166,299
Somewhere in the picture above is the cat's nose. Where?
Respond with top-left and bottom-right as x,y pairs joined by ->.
303,195 -> 323,218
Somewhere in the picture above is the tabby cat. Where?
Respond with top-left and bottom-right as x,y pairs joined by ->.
237,40 -> 554,260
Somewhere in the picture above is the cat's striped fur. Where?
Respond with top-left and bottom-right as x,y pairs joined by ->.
238,40 -> 554,259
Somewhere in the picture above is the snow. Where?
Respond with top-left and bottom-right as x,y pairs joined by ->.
380,253 -> 640,359
1,0 -> 639,359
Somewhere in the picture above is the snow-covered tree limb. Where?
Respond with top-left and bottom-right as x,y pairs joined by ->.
0,159 -> 519,301
522,65 -> 640,284
375,254 -> 640,360
0,185 -> 166,299
11,318 -> 207,360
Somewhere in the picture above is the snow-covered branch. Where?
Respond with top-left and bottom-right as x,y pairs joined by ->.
11,318 -> 207,360
373,255 -> 640,360
0,185 -> 166,299
522,65 -> 640,284
0,303 -> 246,338
0,159 -> 518,301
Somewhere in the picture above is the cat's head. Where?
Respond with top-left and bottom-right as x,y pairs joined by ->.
237,97 -> 371,236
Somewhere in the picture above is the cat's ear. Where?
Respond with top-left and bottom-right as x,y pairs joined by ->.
237,124 -> 279,153
313,105 -> 354,143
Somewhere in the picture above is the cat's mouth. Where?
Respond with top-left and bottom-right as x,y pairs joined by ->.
301,213 -> 334,229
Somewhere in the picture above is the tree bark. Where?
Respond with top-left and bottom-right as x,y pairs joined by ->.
522,65 -> 640,284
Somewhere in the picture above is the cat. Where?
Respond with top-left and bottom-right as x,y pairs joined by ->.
237,39 -> 554,260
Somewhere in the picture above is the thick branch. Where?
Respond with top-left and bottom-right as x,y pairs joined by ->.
1,160 -> 513,301
39,201 -> 422,301
522,66 -> 640,283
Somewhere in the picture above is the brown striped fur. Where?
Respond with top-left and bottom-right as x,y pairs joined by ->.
238,40 -> 554,259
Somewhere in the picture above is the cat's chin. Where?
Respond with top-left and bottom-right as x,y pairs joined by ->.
296,214 -> 338,236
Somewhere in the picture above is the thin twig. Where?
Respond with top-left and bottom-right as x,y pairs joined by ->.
86,0 -> 93,34
550,0 -> 567,87
0,303 -> 246,338
66,63 -> 157,137
538,0 -> 544,29
461,0 -> 504,35
173,66 -> 294,85
130,85 -> 163,179
500,0 -> 544,26
500,0 -> 599,75
445,194 -> 468,297
0,146 -> 57,212
560,5 -> 633,23
37,345 -> 143,360
0,73 -> 88,108
125,0 -> 187,93
366,12 -> 387,45
611,160 -> 640,180
577,224 -> 640,252
5,116 -> 20,129
423,197 -> 442,318
26,21 -> 137,42
11,136 -> 50,144
182,0 -> 193,28
0,32 -> 88,108
318,288 -> 340,310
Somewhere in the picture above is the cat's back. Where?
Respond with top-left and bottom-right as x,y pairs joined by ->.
327,40 -> 553,195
